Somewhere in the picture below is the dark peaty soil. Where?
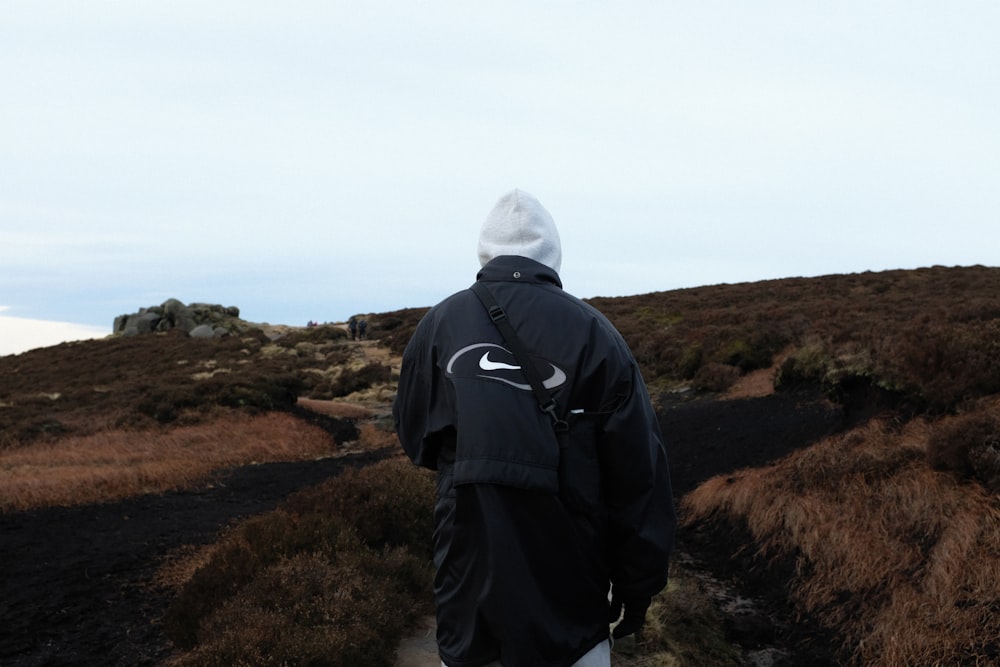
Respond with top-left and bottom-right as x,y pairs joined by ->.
1,390 -> 846,666
662,389 -> 848,666
0,450 -> 389,667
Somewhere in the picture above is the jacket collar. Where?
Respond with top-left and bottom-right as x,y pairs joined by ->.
476,255 -> 563,289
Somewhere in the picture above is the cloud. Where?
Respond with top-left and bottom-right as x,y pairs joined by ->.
0,307 -> 108,357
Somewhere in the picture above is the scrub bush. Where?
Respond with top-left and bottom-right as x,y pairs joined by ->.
927,404 -> 1000,493
175,551 -> 410,667
640,569 -> 742,666
165,459 -> 436,663
774,343 -> 830,390
692,363 -> 741,393
283,458 -> 436,558
137,374 -> 301,423
717,330 -> 784,373
878,320 -> 1000,413
328,362 -> 392,398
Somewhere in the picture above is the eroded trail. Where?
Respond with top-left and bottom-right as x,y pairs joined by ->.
0,451 -> 388,666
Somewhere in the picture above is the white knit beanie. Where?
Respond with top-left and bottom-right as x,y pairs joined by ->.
477,189 -> 562,274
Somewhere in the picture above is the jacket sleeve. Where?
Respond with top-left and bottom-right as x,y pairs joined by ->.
393,315 -> 448,470
598,361 -> 676,602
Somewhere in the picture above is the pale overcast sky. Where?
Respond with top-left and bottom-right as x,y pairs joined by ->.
2,2 -> 998,356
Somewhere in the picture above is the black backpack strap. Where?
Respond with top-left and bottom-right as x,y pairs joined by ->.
469,281 -> 566,429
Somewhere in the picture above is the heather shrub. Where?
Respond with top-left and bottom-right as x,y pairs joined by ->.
137,387 -> 203,423
774,343 -> 908,413
775,343 -> 830,390
927,405 -> 1000,493
880,320 -> 1000,412
717,330 -> 784,373
367,307 -> 429,356
630,328 -> 685,383
28,418 -> 70,438
164,510 -> 347,649
302,365 -> 387,402
677,343 -> 703,380
328,362 -> 392,398
137,374 -> 302,423
281,324 -> 349,346
640,569 -> 742,666
283,459 -> 436,558
166,459 -> 435,661
692,363 -> 741,393
173,548 -> 418,667
208,373 -> 302,412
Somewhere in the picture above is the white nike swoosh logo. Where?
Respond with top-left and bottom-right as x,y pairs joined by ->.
478,351 -> 567,389
445,342 -> 567,391
479,352 -> 521,371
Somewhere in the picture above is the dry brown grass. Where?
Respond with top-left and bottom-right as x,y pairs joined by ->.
0,412 -> 337,512
295,397 -> 375,419
683,418 -> 1000,666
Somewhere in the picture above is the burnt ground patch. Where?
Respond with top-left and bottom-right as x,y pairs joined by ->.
0,449 -> 389,667
662,389 -> 847,666
662,389 -> 844,498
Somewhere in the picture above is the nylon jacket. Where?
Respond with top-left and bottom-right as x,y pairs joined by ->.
393,256 -> 676,667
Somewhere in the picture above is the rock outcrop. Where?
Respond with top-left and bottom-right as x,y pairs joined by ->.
113,299 -> 249,339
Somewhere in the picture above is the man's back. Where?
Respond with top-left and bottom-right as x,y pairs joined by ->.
393,191 -> 675,667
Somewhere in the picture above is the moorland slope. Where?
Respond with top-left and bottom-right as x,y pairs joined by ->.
2,264 -> 999,666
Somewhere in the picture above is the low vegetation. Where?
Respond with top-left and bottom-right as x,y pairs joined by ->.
597,265 -> 1000,411
4,264 -> 1000,665
163,459 -> 436,667
376,264 -> 1000,414
0,412 -> 338,511
684,413 -> 1000,665
0,323 -> 387,448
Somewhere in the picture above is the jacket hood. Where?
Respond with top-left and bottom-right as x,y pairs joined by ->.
477,189 -> 562,274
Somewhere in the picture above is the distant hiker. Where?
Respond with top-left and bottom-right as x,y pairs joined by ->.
394,189 -> 676,667
358,319 -> 367,340
348,316 -> 358,341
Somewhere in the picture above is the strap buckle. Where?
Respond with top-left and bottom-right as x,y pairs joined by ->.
540,399 -> 568,431
487,305 -> 507,323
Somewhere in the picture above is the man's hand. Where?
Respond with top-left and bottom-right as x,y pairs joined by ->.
609,594 -> 651,639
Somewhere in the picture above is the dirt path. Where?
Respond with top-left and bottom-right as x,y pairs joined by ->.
394,616 -> 441,667
0,450 -> 389,666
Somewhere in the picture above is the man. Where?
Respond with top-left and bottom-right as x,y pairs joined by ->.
394,189 -> 675,667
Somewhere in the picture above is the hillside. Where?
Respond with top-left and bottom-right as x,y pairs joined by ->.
2,264 -> 999,666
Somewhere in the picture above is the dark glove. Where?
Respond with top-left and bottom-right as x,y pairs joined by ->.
609,594 -> 651,639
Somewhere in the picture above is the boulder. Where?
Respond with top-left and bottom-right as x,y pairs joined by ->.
188,324 -> 216,339
136,311 -> 161,334
162,298 -> 184,319
114,299 -> 248,339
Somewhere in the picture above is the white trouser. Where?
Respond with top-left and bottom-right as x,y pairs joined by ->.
441,638 -> 611,667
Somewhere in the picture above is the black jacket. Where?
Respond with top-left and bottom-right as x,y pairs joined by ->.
393,256 -> 675,667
